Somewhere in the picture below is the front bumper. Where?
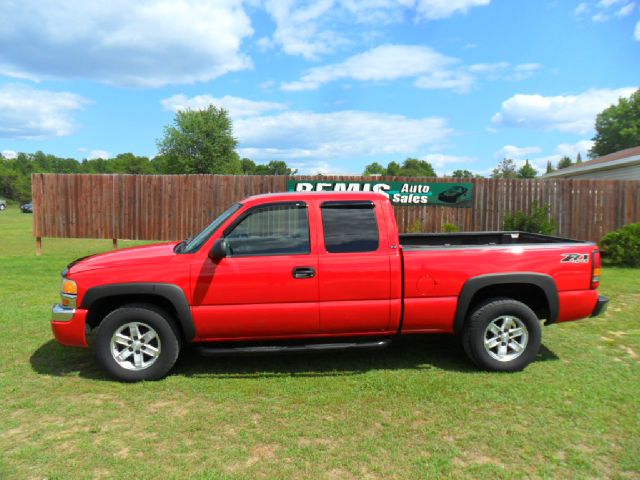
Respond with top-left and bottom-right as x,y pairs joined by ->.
591,295 -> 609,317
51,304 -> 88,347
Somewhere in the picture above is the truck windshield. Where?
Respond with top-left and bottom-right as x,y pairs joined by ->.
180,203 -> 242,254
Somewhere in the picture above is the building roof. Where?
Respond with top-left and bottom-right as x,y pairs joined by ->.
543,145 -> 640,178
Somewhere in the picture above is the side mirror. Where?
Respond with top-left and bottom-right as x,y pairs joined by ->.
209,238 -> 228,261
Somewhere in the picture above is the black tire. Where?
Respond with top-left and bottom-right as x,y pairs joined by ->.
94,304 -> 181,382
462,298 -> 541,372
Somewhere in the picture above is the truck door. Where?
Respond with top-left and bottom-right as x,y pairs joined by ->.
191,202 -> 319,339
317,200 -> 397,334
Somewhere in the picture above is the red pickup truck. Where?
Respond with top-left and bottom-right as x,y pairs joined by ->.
51,192 -> 608,381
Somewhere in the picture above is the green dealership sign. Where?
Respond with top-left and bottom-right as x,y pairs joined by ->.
286,180 -> 473,207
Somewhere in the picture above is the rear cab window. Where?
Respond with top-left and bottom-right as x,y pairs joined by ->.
320,201 -> 379,253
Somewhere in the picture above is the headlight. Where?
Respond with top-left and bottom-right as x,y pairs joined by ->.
62,278 -> 77,295
61,277 -> 78,308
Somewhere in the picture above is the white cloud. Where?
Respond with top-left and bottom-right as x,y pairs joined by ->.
616,3 -> 635,16
592,12 -> 609,21
555,139 -> 594,158
261,0 -> 491,59
414,70 -> 475,93
282,44 -> 460,91
468,62 -> 510,73
421,153 -> 474,168
163,92 -> 453,172
598,0 -> 624,6
87,150 -> 111,160
574,2 -> 590,15
261,0 -> 343,60
282,44 -> 539,93
235,110 -> 452,162
2,150 -> 18,159
0,84 -> 89,139
495,145 -> 542,160
528,140 -> 594,172
414,0 -> 490,20
287,159 -> 353,175
161,94 -> 287,119
0,0 -> 253,87
508,63 -> 542,81
491,87 -> 637,134
635,20 -> 640,40
468,62 -> 540,81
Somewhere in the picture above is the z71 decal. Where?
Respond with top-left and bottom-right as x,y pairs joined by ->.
561,253 -> 590,263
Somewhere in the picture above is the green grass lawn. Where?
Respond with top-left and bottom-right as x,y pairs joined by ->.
0,206 -> 638,479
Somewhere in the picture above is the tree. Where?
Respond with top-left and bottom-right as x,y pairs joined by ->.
557,156 -> 573,169
156,106 -> 241,174
363,162 -> 386,176
241,158 -> 296,175
110,153 -> 155,174
451,169 -> 476,178
517,160 -> 537,179
590,89 -> 640,158
545,160 -> 554,174
386,161 -> 401,176
398,158 -> 436,177
254,160 -> 297,175
491,158 -> 517,179
240,157 -> 257,174
364,158 -> 438,177
576,152 -> 583,164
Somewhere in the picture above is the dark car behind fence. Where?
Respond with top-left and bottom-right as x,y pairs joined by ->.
31,173 -> 640,254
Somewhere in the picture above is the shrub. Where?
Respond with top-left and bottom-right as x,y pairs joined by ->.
599,223 -> 640,267
442,223 -> 460,233
406,219 -> 423,233
503,202 -> 556,235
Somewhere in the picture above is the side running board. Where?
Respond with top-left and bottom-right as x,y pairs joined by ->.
195,339 -> 391,357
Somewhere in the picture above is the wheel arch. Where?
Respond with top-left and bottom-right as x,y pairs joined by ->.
81,283 -> 195,341
454,273 -> 559,333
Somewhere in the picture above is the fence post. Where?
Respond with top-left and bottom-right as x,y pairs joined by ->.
112,238 -> 118,249
36,237 -> 42,256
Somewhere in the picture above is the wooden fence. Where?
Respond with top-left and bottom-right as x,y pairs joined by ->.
32,174 -> 640,252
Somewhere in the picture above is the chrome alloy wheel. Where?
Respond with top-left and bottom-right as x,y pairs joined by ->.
110,322 -> 161,371
483,315 -> 529,362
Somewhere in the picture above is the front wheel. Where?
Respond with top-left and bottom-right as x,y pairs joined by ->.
94,304 -> 180,381
462,298 -> 541,372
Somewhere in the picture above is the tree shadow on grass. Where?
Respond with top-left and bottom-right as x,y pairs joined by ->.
30,335 -> 560,382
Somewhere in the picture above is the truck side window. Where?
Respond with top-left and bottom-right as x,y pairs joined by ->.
225,204 -> 310,256
321,203 -> 379,253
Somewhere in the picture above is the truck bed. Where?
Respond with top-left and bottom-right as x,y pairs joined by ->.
400,231 -> 586,248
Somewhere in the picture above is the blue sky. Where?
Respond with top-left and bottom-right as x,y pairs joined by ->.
0,0 -> 638,175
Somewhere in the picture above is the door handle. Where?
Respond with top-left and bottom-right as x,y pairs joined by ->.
292,267 -> 315,279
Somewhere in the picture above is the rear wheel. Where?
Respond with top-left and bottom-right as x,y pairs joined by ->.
94,304 -> 180,381
462,298 -> 541,372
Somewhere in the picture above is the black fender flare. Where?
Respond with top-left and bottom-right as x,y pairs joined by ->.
80,283 -> 195,340
454,273 -> 559,333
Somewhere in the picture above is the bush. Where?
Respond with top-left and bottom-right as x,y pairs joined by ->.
599,223 -> 640,267
503,202 -> 556,235
442,223 -> 460,233
406,219 -> 423,233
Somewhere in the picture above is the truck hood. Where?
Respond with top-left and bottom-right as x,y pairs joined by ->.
68,242 -> 180,275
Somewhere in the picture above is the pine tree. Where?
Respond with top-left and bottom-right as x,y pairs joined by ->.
557,156 -> 573,170
545,160 -> 554,174
517,160 -> 538,179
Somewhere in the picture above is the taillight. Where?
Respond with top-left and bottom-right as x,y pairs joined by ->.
591,250 -> 602,289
